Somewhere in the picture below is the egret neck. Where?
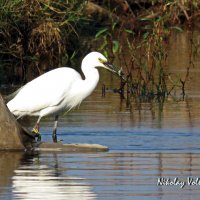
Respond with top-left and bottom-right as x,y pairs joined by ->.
80,61 -> 100,99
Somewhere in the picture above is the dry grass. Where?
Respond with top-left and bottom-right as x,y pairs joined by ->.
0,0 -> 85,82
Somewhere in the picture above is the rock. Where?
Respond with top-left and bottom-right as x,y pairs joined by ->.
36,142 -> 109,152
0,94 -> 35,150
84,2 -> 118,23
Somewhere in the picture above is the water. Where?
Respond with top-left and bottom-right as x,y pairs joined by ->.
1,30 -> 200,199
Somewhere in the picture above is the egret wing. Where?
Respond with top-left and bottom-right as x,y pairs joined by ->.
7,68 -> 82,116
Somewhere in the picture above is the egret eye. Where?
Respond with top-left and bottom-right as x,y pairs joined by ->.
98,58 -> 106,64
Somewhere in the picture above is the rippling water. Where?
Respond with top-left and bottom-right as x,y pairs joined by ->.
1,151 -> 200,200
1,31 -> 200,199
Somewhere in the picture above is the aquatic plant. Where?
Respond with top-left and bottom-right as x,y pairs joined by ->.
94,0 -> 200,101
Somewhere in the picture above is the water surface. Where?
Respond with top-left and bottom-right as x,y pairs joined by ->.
1,31 -> 200,200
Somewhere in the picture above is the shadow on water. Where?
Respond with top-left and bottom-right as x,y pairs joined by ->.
0,152 -> 23,199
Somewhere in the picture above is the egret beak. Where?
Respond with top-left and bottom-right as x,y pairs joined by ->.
98,58 -> 125,80
103,61 -> 117,73
104,61 -> 125,80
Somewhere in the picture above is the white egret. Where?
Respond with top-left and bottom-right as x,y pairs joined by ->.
7,52 -> 119,142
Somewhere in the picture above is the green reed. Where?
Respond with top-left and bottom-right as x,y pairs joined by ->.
95,0 -> 200,101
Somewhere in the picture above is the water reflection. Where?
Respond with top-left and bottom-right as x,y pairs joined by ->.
0,152 -> 23,199
1,152 -> 200,200
12,153 -> 96,200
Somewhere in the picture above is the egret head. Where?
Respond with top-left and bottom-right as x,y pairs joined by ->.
82,52 -> 118,74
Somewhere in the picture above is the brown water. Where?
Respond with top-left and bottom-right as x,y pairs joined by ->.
1,30 -> 200,200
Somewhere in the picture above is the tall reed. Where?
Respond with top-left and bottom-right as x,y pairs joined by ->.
95,0 -> 200,101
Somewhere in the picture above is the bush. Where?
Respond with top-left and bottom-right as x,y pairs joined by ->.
0,0 -> 85,83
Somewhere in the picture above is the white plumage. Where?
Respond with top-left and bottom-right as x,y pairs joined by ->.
8,68 -> 85,118
7,52 -> 116,142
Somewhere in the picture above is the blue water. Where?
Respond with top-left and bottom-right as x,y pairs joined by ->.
0,91 -> 199,200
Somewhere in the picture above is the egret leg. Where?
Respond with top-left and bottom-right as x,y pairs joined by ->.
32,117 -> 41,141
52,115 -> 59,143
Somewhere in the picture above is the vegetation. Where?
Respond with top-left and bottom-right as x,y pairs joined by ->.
94,0 -> 200,101
0,0 -> 85,83
0,0 -> 200,101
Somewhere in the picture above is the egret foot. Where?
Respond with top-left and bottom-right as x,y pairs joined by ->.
32,128 -> 41,141
32,127 -> 39,134
36,133 -> 41,142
